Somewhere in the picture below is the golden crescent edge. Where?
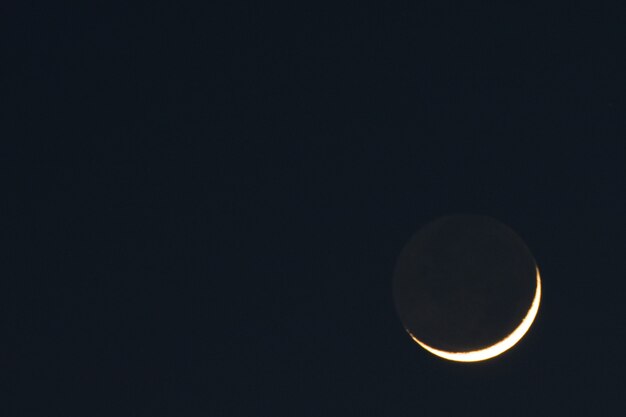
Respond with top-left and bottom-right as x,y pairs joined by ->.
407,267 -> 542,363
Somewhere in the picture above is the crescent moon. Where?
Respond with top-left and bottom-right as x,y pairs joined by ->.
408,267 -> 542,363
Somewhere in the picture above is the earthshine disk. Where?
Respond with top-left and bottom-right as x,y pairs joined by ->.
393,215 -> 541,362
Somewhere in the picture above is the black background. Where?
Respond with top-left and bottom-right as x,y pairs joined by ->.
4,1 -> 626,416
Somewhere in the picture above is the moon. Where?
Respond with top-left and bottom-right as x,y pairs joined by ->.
393,215 -> 541,362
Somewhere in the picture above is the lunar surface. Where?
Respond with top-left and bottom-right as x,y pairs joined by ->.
393,215 -> 541,362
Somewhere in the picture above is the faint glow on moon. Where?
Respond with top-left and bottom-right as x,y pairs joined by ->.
408,267 -> 542,363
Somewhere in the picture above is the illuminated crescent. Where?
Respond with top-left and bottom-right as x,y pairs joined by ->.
408,267 -> 542,362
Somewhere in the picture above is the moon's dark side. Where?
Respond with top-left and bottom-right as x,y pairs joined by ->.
393,215 -> 537,352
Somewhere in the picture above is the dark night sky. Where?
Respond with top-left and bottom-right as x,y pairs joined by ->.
4,1 -> 626,416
